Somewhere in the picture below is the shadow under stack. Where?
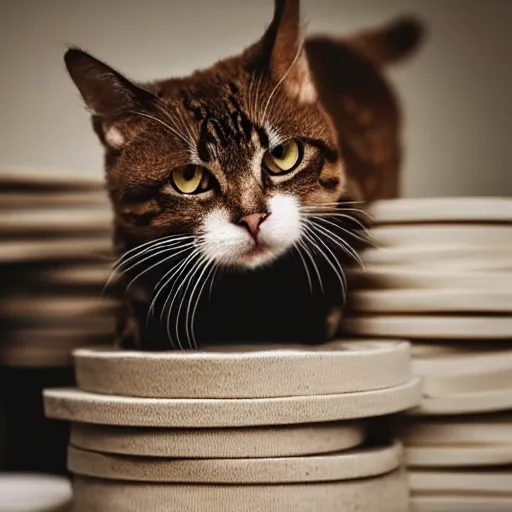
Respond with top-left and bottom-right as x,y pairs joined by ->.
0,170 -> 118,474
43,342 -> 421,511
342,197 -> 512,512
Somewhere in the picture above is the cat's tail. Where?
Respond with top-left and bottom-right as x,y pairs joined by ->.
345,16 -> 425,66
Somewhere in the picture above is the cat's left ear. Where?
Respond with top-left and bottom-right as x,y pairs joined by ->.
259,0 -> 316,104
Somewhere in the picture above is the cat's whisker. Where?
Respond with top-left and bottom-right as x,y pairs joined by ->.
130,110 -> 191,148
187,258 -> 217,349
305,215 -> 372,245
292,242 -> 314,294
126,244 -> 195,293
301,210 -> 372,236
161,250 -> 202,350
152,101 -> 196,147
307,219 -> 364,268
254,73 -> 265,125
297,235 -> 324,294
209,265 -> 221,303
173,254 -> 209,350
304,224 -> 347,302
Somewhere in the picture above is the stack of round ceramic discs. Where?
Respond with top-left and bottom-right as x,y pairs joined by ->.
341,197 -> 512,511
0,170 -> 117,367
43,341 -> 422,511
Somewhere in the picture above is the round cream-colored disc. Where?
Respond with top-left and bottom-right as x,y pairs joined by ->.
409,470 -> 512,494
0,473 -> 72,512
413,348 -> 512,396
1,208 -> 111,234
68,441 -> 402,483
70,421 -> 366,458
348,268 -> 512,291
350,289 -> 512,313
0,239 -> 113,264
0,297 -> 119,321
368,197 -> 512,224
44,378 -> 422,428
73,341 -> 412,399
0,191 -> 108,209
361,245 -> 512,266
406,444 -> 512,467
0,169 -> 103,190
73,469 -> 409,512
411,494 -> 512,512
371,225 -> 512,247
397,415 -> 512,445
341,315 -> 512,339
410,387 -> 512,415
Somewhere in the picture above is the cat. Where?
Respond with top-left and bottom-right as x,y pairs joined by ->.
64,0 -> 423,350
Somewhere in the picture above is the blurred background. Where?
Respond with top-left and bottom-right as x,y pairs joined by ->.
0,0 -> 511,484
1,0 -> 512,196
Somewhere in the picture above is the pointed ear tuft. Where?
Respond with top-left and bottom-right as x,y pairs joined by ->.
64,48 -> 154,117
260,0 -> 316,104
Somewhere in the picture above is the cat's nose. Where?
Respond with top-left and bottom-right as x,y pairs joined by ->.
238,212 -> 269,239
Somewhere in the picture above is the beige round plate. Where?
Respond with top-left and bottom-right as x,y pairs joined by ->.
0,473 -> 72,512
361,245 -> 512,266
413,348 -> 512,396
37,265 -> 116,287
411,494 -> 512,512
0,191 -> 108,209
342,315 -> 512,339
0,169 -> 103,190
73,341 -> 412,399
410,387 -> 512,415
350,289 -> 512,313
0,297 -> 119,321
44,378 -> 422,428
68,441 -> 402,483
406,444 -> 512,467
371,225 -> 512,247
0,209 -> 111,234
348,268 -> 512,291
73,469 -> 409,512
0,239 -> 113,264
70,421 -> 366,458
409,469 -> 512,494
368,197 -> 512,224
397,415 -> 512,445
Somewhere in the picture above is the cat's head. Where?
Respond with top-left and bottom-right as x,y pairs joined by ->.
64,0 -> 421,270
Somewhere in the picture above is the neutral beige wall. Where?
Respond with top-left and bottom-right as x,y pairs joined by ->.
1,0 -> 511,197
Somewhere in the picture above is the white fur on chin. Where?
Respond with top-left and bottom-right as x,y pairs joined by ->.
201,194 -> 302,269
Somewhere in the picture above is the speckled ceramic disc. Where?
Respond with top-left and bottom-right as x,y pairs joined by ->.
410,387 -> 512,415
342,315 -> 512,339
411,494 -> 512,512
371,225 -> 512,247
368,197 -> 512,224
397,415 -> 512,445
409,470 -> 512,494
70,421 -> 366,458
68,441 -> 402,483
44,378 -> 422,428
405,444 -> 512,467
413,348 -> 512,396
0,473 -> 72,512
73,341 -> 412,399
361,245 -> 512,266
350,289 -> 512,314
72,469 -> 409,512
348,268 -> 512,290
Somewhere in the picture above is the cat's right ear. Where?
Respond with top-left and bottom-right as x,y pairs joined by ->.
64,48 -> 153,118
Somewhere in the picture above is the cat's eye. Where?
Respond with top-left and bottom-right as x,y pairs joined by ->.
170,165 -> 212,194
263,140 -> 303,176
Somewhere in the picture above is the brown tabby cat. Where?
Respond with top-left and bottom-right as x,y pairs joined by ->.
65,0 -> 423,350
